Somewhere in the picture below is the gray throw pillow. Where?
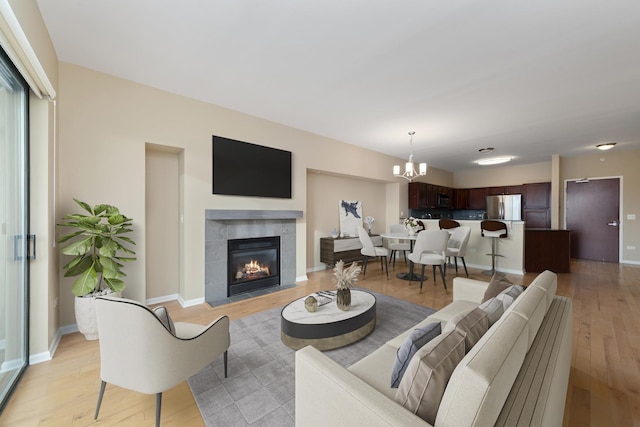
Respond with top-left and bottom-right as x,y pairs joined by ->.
152,306 -> 176,334
496,284 -> 525,311
478,297 -> 504,326
395,329 -> 466,425
482,273 -> 513,302
391,323 -> 442,388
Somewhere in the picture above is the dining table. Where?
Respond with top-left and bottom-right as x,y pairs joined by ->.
380,232 -> 423,281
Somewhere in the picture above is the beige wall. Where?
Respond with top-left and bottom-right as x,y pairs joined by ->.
454,162 -> 552,188
559,150 -> 640,264
56,62 -> 413,326
145,146 -> 181,300
306,171 -> 399,270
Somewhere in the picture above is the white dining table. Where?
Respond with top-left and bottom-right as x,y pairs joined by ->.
380,232 -> 422,281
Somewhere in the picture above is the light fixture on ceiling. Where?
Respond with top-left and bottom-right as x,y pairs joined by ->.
393,131 -> 427,181
596,142 -> 616,151
477,156 -> 512,166
478,147 -> 495,153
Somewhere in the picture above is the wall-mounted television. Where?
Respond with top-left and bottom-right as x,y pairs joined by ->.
212,135 -> 292,199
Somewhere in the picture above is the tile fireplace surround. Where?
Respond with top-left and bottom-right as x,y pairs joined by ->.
205,209 -> 303,305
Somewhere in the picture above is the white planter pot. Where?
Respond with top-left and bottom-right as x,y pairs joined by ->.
75,291 -> 122,340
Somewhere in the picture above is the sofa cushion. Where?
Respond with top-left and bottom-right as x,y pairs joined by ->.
444,307 -> 489,352
387,300 -> 477,349
507,287 -> 549,351
527,270 -> 557,307
478,297 -> 504,326
348,344 -> 400,399
395,329 -> 466,425
482,274 -> 513,302
152,306 -> 175,334
496,285 -> 525,311
435,312 -> 530,427
391,322 -> 441,388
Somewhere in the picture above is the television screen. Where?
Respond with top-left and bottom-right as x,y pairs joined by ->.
212,136 -> 292,198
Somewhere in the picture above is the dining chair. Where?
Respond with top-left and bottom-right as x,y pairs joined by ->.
388,223 -> 411,268
445,226 -> 471,277
94,296 -> 230,427
357,226 -> 389,278
407,229 -> 450,292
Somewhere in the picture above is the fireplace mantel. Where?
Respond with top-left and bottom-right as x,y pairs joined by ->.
206,209 -> 303,220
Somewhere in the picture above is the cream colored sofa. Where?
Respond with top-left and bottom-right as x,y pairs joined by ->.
295,270 -> 572,426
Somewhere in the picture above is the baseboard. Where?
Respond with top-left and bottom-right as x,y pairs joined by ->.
621,259 -> 640,266
178,294 -> 205,308
29,327 -> 63,365
306,265 -> 328,273
296,274 -> 309,282
146,294 -> 179,305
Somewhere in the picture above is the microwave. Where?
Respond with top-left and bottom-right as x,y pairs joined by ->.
437,194 -> 450,208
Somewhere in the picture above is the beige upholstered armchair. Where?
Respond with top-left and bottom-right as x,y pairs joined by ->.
94,296 -> 230,426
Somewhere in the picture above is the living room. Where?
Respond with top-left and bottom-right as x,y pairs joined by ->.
2,1 -> 640,426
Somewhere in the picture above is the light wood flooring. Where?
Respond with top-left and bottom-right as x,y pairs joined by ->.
1,259 -> 639,426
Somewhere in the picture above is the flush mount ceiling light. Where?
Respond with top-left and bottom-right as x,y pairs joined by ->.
477,156 -> 512,166
596,142 -> 616,151
393,131 -> 427,182
478,147 -> 495,153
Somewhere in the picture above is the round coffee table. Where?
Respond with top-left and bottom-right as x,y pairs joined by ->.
281,290 -> 376,350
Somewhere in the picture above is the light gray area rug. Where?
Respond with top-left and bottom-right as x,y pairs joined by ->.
187,289 -> 435,426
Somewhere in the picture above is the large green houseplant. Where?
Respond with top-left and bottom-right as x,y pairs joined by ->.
58,199 -> 136,339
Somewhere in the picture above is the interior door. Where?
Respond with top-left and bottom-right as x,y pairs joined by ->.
0,48 -> 29,411
566,178 -> 620,262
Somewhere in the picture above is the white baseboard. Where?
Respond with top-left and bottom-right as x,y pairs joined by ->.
1,358 -> 23,373
29,327 -> 63,365
178,294 -> 205,308
296,274 -> 309,282
306,265 -> 328,273
146,294 -> 179,305
621,259 -> 640,266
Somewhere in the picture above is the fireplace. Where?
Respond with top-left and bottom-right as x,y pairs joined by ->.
227,236 -> 280,296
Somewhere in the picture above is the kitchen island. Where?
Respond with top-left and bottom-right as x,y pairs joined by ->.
415,219 -> 525,275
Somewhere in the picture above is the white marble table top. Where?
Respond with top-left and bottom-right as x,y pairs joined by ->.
281,290 -> 376,325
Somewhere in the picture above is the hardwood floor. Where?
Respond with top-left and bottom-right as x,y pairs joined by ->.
1,259 -> 638,426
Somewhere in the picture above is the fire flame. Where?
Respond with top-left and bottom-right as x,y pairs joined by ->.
243,260 -> 270,276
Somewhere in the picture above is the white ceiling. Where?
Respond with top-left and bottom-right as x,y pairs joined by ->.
36,0 -> 640,172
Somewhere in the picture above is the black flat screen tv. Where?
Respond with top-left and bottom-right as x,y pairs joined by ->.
212,135 -> 292,198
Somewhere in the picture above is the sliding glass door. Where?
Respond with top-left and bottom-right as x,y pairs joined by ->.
0,47 -> 29,411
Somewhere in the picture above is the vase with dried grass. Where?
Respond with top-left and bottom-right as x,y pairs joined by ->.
333,260 -> 361,311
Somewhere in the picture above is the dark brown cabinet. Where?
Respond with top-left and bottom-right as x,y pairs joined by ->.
487,186 -> 505,195
525,229 -> 571,273
523,182 -> 551,228
505,185 -> 523,194
454,188 -> 469,209
468,188 -> 488,210
408,182 -> 427,209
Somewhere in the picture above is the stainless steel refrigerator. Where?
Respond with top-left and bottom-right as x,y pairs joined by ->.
485,194 -> 522,220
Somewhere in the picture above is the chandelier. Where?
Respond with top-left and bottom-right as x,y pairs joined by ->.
393,131 -> 427,182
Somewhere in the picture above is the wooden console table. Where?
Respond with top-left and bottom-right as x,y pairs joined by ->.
320,235 -> 382,265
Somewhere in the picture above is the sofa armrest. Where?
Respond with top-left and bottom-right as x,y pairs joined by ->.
452,277 -> 489,304
295,346 -> 431,427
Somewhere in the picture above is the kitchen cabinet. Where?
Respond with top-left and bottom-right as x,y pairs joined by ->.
523,182 -> 550,208
505,185 -> 524,194
523,182 -> 551,228
468,188 -> 488,210
426,184 -> 437,208
408,182 -> 427,209
525,229 -> 571,273
454,188 -> 469,209
487,186 -> 505,195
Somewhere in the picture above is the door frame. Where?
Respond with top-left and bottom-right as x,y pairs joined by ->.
563,175 -> 623,263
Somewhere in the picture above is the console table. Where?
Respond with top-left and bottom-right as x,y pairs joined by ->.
320,235 -> 383,265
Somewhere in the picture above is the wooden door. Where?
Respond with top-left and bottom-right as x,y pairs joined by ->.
566,178 -> 619,262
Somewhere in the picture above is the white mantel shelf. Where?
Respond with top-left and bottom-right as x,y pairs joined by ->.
206,209 -> 303,220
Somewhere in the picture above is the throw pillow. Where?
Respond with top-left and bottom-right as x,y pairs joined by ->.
391,323 -> 442,388
481,273 -> 513,302
444,307 -> 488,352
152,306 -> 176,334
478,297 -> 504,326
496,284 -> 525,311
395,329 -> 466,425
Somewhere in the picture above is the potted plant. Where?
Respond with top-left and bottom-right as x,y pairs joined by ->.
58,199 -> 136,340
404,216 -> 419,235
332,260 -> 361,311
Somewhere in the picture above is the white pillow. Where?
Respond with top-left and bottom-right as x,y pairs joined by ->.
496,285 -> 525,311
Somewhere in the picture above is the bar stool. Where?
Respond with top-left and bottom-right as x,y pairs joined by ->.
480,220 -> 508,276
439,219 -> 460,230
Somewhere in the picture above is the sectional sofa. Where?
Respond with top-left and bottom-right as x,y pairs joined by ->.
295,270 -> 572,426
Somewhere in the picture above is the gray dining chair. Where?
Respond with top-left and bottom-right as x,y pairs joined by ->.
445,226 -> 471,277
388,223 -> 411,268
407,229 -> 449,292
357,226 -> 389,278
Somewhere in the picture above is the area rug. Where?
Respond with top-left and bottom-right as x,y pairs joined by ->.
187,289 -> 435,426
